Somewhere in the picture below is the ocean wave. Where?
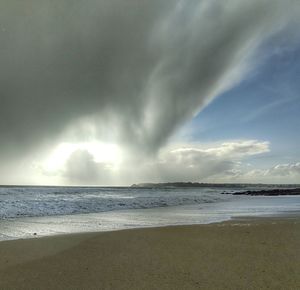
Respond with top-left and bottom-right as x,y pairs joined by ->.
0,186 -> 236,219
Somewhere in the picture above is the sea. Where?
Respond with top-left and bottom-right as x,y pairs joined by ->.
0,185 -> 299,241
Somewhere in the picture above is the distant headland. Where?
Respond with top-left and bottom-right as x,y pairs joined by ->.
131,182 -> 299,188
131,182 -> 300,196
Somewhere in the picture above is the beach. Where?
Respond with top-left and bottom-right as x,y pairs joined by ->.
0,216 -> 299,290
1,1 -> 300,289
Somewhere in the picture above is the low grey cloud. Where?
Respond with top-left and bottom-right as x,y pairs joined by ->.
64,150 -> 110,185
266,162 -> 300,177
217,162 -> 300,184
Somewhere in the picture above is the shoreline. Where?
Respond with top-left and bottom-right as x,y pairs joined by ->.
0,211 -> 294,243
1,204 -> 299,242
1,212 -> 298,240
1,195 -> 299,242
0,215 -> 299,289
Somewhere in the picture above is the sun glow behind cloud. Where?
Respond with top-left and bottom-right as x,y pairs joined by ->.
44,142 -> 122,173
25,138 -> 300,185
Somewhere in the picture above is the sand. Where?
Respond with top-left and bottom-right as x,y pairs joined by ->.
0,217 -> 299,290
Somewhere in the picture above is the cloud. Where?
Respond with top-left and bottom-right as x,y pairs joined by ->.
0,1 -> 299,184
170,140 -> 269,159
266,162 -> 300,177
242,96 -> 298,123
64,150 -> 112,185
20,140 -> 300,185
53,140 -> 269,185
218,162 -> 300,184
0,0 -> 299,160
150,140 -> 269,182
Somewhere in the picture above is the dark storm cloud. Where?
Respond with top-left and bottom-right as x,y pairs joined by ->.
0,0 -> 167,157
0,0 -> 299,161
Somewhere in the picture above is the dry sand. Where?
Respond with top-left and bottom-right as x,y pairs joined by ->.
0,217 -> 299,290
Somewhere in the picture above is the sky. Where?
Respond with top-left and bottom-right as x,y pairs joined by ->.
0,0 -> 300,185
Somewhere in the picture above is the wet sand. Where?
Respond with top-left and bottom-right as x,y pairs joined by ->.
0,217 -> 299,290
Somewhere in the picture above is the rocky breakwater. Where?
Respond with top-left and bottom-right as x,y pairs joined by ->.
222,188 -> 300,196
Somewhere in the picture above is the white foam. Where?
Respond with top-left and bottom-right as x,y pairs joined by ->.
1,195 -> 299,241
0,186 -> 236,219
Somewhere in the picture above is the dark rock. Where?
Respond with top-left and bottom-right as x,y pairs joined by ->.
224,188 -> 300,196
